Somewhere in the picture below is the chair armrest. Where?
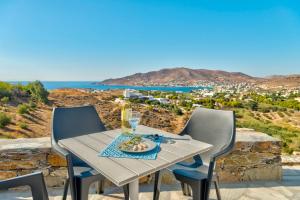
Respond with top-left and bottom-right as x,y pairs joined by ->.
0,172 -> 49,200
177,154 -> 203,168
51,143 -> 69,158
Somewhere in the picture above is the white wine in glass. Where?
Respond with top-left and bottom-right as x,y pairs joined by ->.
128,111 -> 141,135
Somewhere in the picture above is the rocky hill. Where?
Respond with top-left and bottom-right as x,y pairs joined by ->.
258,75 -> 300,89
99,67 -> 258,86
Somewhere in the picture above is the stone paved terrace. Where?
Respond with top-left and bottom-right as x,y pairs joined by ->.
1,165 -> 300,200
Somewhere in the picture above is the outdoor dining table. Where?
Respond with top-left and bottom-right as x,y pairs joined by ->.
58,125 -> 213,200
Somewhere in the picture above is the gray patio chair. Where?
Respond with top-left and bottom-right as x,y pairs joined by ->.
0,172 -> 48,200
51,105 -> 129,200
153,107 -> 236,200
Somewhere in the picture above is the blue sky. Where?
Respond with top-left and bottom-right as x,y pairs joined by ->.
0,0 -> 300,81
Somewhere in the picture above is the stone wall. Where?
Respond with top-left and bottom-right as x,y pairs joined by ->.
0,129 -> 282,186
0,138 -> 67,187
216,129 -> 282,182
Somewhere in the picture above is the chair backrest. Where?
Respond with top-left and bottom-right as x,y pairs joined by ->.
51,105 -> 106,143
180,107 -> 235,163
0,172 -> 49,200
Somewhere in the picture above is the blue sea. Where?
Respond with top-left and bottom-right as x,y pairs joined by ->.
9,81 -> 211,93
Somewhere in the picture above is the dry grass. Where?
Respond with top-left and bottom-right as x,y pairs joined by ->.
0,89 -> 187,138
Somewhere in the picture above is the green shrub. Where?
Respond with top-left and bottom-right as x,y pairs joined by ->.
29,101 -> 37,109
0,112 -> 11,128
258,107 -> 270,113
173,107 -> 183,115
277,112 -> 285,118
26,81 -> 49,104
0,82 -> 13,98
246,101 -> 258,111
248,112 -> 255,117
1,96 -> 9,104
17,104 -> 30,115
18,122 -> 28,129
235,113 -> 243,118
228,101 -> 243,108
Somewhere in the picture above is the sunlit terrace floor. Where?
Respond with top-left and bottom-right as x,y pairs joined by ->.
1,166 -> 300,200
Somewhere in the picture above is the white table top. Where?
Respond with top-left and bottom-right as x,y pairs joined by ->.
58,125 -> 212,187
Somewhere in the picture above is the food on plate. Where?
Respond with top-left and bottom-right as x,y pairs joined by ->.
119,135 -> 149,152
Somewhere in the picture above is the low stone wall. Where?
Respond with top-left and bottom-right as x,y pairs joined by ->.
216,129 -> 282,182
0,129 -> 282,186
0,138 -> 67,187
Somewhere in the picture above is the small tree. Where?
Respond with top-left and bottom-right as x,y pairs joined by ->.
26,81 -> 49,104
18,104 -> 30,115
0,82 -> 13,98
173,107 -> 183,115
1,96 -> 9,105
29,101 -> 37,109
19,122 -> 28,129
247,101 -> 258,111
0,112 -> 11,128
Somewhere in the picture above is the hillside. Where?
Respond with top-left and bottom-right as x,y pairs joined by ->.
99,67 -> 258,86
0,89 -> 188,138
1,87 -> 299,153
258,75 -> 300,89
0,81 -> 51,138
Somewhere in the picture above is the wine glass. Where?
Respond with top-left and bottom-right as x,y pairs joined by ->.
128,111 -> 141,135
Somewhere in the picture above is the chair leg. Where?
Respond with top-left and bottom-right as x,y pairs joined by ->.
180,183 -> 191,196
187,184 -> 192,196
123,184 -> 129,200
76,179 -> 90,200
153,171 -> 162,200
180,182 -> 187,196
96,180 -> 104,194
62,178 -> 69,200
69,177 -> 77,200
190,180 -> 206,200
190,183 -> 201,200
214,180 -> 221,200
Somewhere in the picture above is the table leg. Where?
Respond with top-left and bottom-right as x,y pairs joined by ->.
129,179 -> 139,200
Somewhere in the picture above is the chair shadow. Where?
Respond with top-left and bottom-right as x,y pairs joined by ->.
28,112 -> 45,122
23,114 -> 42,125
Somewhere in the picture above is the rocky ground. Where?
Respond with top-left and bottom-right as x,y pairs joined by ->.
0,89 -> 188,139
49,89 -> 187,133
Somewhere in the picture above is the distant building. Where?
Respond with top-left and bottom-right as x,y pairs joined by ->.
202,91 -> 215,97
224,94 -> 231,98
192,104 -> 202,107
154,98 -> 169,104
123,89 -> 142,98
146,95 -> 155,101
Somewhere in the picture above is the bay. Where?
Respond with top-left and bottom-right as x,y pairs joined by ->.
8,81 -> 210,93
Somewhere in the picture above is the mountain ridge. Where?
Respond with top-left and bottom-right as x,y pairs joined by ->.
99,67 -> 258,86
98,67 -> 300,89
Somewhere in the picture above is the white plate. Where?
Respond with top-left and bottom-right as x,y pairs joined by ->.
118,138 -> 157,153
